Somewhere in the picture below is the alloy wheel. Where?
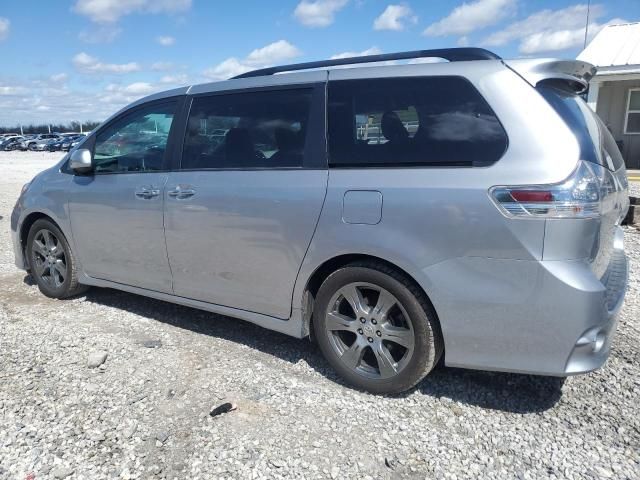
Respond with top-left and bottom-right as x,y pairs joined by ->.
325,282 -> 415,379
31,229 -> 67,289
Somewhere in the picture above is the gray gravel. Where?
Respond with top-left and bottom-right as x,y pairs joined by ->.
1,152 -> 639,480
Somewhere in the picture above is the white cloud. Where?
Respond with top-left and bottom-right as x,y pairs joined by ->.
0,17 -> 10,41
483,4 -> 599,46
100,82 -> 163,104
329,47 -> 446,67
457,36 -> 470,47
151,61 -> 174,71
78,26 -> 121,43
373,4 -> 416,31
156,35 -> 175,46
519,17 -> 627,54
294,0 -> 348,27
120,82 -> 156,95
424,0 -> 516,37
160,74 -> 189,84
204,40 -> 302,80
481,4 -> 623,54
28,74 -> 70,93
73,52 -> 141,74
0,85 -> 29,96
330,47 -> 382,59
49,73 -> 68,83
0,76 -> 173,126
204,58 -> 249,80
245,40 -> 301,65
74,0 -> 192,23
329,47 -> 400,68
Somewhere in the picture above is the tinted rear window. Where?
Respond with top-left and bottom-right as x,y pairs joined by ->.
537,84 -> 624,171
328,76 -> 508,167
182,89 -> 313,170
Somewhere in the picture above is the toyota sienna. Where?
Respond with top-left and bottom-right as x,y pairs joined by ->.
11,48 -> 629,393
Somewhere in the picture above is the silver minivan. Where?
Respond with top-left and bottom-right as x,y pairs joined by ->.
11,48 -> 629,393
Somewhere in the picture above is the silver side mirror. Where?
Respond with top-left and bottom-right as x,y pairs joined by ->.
69,148 -> 93,173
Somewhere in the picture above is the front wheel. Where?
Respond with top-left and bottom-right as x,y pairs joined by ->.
313,262 -> 442,394
26,219 -> 88,299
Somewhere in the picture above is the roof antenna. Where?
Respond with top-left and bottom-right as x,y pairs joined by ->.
583,0 -> 591,49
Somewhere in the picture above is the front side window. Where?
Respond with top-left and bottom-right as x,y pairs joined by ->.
328,77 -> 508,167
93,102 -> 176,173
625,89 -> 640,134
182,89 -> 313,169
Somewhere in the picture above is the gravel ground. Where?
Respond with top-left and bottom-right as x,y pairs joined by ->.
1,151 -> 639,480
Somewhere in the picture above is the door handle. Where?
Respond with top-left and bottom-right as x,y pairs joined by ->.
168,185 -> 196,200
135,186 -> 160,199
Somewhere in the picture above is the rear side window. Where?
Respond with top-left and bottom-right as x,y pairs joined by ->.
327,76 -> 508,167
538,84 -> 625,171
182,88 -> 313,169
537,85 -> 601,167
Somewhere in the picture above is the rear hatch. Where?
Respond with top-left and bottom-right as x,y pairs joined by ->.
498,59 -> 629,279
536,82 -> 629,277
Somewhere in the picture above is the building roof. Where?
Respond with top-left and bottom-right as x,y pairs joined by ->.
578,22 -> 640,76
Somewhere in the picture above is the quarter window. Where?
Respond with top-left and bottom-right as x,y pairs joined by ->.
625,89 -> 640,134
182,89 -> 313,169
328,77 -> 508,167
93,102 -> 176,173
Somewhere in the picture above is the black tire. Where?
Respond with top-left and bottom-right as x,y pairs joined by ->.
26,218 -> 88,299
313,261 -> 443,394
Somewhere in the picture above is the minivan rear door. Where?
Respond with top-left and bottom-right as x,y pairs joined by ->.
536,83 -> 629,276
163,82 -> 327,319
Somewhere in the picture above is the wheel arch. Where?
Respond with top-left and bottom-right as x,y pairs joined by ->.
19,212 -> 64,268
302,253 -> 444,355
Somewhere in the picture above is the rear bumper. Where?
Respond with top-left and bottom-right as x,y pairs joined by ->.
563,228 -> 627,375
424,226 -> 628,376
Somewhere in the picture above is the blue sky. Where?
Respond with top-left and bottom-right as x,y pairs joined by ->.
0,0 -> 638,126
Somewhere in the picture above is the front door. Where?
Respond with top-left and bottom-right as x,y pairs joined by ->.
68,100 -> 179,293
164,85 -> 327,319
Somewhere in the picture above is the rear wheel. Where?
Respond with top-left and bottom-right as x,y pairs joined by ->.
26,219 -> 88,299
313,262 -> 442,394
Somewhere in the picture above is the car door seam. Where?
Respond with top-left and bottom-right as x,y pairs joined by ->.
160,174 -> 175,293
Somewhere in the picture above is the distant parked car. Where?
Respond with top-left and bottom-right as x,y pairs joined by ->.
32,139 -> 58,151
0,132 -> 20,138
0,135 -> 21,145
45,138 -> 67,152
16,135 -> 36,151
0,137 -> 13,149
25,134 -> 61,151
61,134 -> 86,152
1,136 -> 24,151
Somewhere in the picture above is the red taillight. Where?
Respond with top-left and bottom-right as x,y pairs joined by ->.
490,161 -> 610,219
510,190 -> 553,202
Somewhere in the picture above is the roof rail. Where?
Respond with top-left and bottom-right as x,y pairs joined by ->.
232,47 -> 501,79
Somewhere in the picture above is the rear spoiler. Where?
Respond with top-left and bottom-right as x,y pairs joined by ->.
505,59 -> 597,94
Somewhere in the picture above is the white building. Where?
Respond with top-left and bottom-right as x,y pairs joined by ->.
578,22 -> 640,169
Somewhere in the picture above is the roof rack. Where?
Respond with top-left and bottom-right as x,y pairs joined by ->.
233,47 -> 501,79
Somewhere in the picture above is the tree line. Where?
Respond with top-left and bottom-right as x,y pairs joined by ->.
0,121 -> 102,135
